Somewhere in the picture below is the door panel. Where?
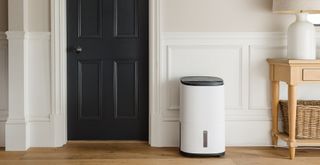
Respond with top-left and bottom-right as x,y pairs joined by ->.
114,0 -> 138,38
67,0 -> 148,140
113,61 -> 139,119
78,0 -> 103,38
77,60 -> 103,120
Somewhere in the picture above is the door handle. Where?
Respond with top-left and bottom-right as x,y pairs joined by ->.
74,46 -> 82,54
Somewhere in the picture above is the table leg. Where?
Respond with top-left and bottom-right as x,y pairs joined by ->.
271,81 -> 280,146
288,85 -> 297,159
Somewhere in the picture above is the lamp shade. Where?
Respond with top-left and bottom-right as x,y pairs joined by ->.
273,0 -> 320,14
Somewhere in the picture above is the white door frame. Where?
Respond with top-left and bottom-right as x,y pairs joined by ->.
50,0 -> 161,145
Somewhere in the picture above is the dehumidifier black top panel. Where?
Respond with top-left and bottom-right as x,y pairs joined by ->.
180,76 -> 224,86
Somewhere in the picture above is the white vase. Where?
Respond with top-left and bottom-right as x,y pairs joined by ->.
287,13 -> 316,60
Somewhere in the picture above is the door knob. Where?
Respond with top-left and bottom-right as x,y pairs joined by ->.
74,46 -> 82,54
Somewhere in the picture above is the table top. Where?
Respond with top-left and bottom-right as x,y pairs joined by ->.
267,58 -> 320,66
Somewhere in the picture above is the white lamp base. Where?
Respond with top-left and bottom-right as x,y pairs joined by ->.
287,13 -> 316,60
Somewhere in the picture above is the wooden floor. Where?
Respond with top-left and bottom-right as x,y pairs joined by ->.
0,141 -> 320,165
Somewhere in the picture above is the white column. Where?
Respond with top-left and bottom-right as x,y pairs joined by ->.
5,0 -> 30,151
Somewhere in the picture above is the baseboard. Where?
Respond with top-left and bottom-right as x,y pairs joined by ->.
51,114 -> 67,147
4,116 -> 67,149
29,114 -> 67,147
5,120 -> 30,151
29,120 -> 53,147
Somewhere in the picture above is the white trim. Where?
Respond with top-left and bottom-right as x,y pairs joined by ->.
5,30 -> 30,150
162,32 -> 287,40
161,32 -> 320,42
29,116 -> 51,122
51,0 -> 161,146
160,32 -> 287,122
5,32 -> 50,40
6,31 -> 27,39
148,0 -> 161,147
5,121 -> 30,150
51,0 -> 68,147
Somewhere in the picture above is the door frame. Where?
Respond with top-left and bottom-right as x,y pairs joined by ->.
50,0 -> 161,145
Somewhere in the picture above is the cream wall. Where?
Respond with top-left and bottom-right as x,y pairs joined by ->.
0,0 -> 8,31
161,0 -> 294,32
28,0 -> 50,32
0,0 -> 50,31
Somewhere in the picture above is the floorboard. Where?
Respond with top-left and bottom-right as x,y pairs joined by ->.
0,141 -> 320,165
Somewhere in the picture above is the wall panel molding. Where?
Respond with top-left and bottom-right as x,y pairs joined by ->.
160,32 -> 290,122
6,31 -> 50,40
248,45 -> 286,111
157,32 -> 320,146
161,32 -> 287,41
27,32 -> 51,120
161,44 -> 245,121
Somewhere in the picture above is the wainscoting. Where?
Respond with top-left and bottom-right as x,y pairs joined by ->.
26,32 -> 53,147
156,32 -> 320,146
2,32 -> 320,148
0,32 -> 52,147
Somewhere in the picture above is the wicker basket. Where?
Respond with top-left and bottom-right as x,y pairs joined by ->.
279,100 -> 320,139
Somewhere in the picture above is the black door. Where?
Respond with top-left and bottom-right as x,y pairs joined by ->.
67,0 -> 148,140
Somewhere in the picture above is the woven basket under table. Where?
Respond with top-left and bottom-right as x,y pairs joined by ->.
279,100 -> 320,139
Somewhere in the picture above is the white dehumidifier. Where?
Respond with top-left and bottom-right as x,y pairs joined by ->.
180,76 -> 225,157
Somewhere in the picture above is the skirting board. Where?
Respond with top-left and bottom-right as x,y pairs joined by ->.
5,120 -> 30,151
9,116 -> 65,148
5,116 -> 65,148
29,120 -> 53,147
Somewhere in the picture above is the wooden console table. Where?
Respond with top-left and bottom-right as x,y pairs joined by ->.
267,58 -> 320,159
